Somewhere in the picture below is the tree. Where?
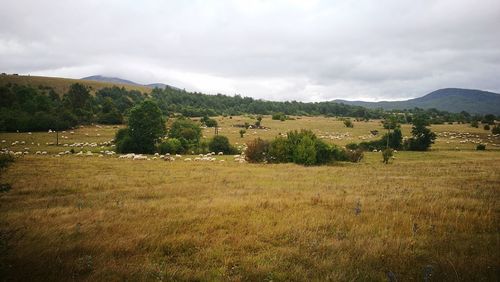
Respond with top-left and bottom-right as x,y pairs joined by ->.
169,118 -> 202,144
208,135 -> 236,154
116,100 -> 165,153
239,129 -> 246,138
63,83 -> 94,122
404,115 -> 436,151
255,115 -> 263,127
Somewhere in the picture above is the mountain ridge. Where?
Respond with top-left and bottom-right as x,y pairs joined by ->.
334,88 -> 500,115
81,75 -> 179,90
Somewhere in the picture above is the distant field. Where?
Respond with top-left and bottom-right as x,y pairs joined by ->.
0,116 -> 499,281
1,116 -> 498,155
0,74 -> 151,96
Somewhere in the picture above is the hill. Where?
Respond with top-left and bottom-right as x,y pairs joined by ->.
0,74 -> 151,96
82,75 -> 180,90
335,88 -> 500,115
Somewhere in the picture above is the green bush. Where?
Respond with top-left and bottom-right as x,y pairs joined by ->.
208,135 -> 236,154
267,137 -> 291,163
492,125 -> 500,135
476,144 -> 486,150
343,118 -> 353,128
483,124 -> 490,130
169,118 -> 202,144
158,138 -> 183,154
471,120 -> 479,128
272,112 -> 288,121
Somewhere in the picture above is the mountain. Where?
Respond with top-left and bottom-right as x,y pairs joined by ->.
81,75 -> 139,86
334,88 -> 500,115
81,75 -> 179,90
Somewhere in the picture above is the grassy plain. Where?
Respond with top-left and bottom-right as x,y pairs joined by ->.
0,116 -> 499,281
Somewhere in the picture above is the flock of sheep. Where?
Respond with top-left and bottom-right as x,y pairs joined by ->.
437,131 -> 500,147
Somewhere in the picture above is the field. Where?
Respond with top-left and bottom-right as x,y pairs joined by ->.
0,74 -> 151,96
1,116 -> 499,281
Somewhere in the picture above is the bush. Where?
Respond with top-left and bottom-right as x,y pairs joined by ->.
342,149 -> 364,163
208,135 -> 236,154
343,119 -> 353,128
267,137 -> 291,163
158,138 -> 183,154
245,138 -> 269,163
0,153 -> 15,169
293,136 -> 317,165
204,118 -> 218,127
471,120 -> 479,128
169,118 -> 202,144
382,148 -> 393,164
476,144 -> 486,150
239,129 -> 246,138
272,112 -> 288,121
483,124 -> 490,130
492,125 -> 500,135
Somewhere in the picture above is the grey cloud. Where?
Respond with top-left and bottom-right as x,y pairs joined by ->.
1,0 -> 500,102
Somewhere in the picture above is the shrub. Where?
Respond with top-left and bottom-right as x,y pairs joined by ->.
267,137 -> 291,163
272,112 -> 288,121
293,136 -> 317,165
239,129 -> 246,138
0,153 -> 15,169
483,124 -> 490,130
158,138 -> 183,154
470,120 -> 479,128
343,119 -> 353,128
204,118 -> 218,127
345,143 -> 359,150
342,149 -> 364,163
404,118 -> 436,151
382,148 -> 393,164
208,135 -> 236,154
492,125 -> 500,135
245,138 -> 269,163
476,144 -> 486,150
170,118 -> 202,144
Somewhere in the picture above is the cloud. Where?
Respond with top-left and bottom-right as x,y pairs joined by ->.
1,0 -> 500,101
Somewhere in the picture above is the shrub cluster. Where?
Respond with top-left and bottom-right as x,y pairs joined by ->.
272,112 -> 288,121
245,129 -> 363,165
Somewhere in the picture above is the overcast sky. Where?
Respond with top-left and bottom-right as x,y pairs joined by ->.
1,0 -> 500,102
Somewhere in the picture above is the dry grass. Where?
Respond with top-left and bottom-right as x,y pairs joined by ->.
0,117 -> 499,281
0,74 -> 151,96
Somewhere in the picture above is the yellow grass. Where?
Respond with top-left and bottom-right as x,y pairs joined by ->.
0,117 -> 499,281
0,74 -> 151,96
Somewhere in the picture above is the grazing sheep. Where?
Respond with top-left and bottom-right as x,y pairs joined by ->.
176,154 -> 182,158
133,154 -> 148,160
184,158 -> 192,161
218,152 -> 223,155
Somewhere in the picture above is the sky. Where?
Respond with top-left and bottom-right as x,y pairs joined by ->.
1,0 -> 500,102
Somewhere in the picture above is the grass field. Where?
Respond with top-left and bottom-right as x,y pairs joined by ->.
1,117 -> 499,281
0,74 -> 151,96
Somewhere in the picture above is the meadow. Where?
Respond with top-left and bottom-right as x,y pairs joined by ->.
1,116 -> 499,281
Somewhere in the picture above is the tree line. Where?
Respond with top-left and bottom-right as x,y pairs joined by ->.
0,82 -> 497,132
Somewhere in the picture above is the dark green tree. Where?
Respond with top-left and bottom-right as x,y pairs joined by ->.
208,135 -> 236,154
116,100 -> 165,153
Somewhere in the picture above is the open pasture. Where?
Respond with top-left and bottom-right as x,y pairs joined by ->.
1,116 -> 499,157
0,116 -> 499,281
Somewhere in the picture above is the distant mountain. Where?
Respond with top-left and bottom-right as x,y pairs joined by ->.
334,88 -> 500,115
81,75 -> 179,90
82,75 -> 139,86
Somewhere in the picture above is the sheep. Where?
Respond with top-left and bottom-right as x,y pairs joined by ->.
41,151 -> 47,155
184,158 -> 192,161
175,154 -> 182,158
133,154 -> 148,160
218,152 -> 223,155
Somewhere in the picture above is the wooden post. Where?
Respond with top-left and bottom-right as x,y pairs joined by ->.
56,131 -> 59,146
